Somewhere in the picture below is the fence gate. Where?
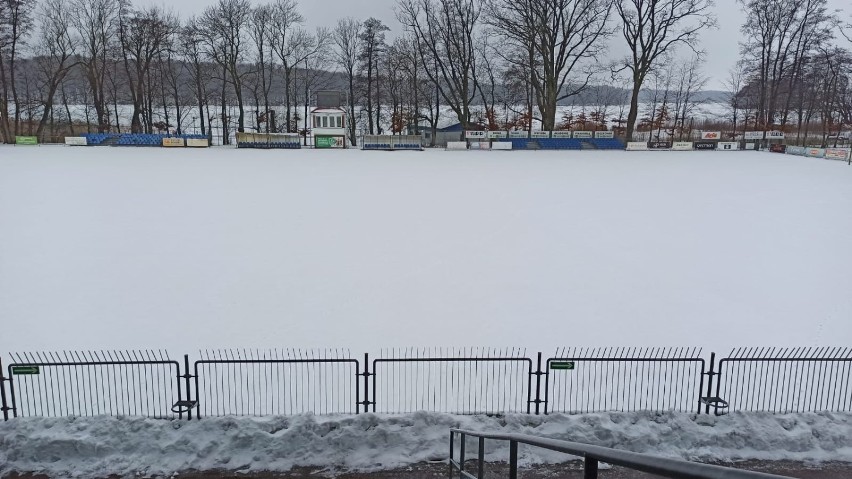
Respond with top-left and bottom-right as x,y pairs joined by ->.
192,349 -> 360,418
370,347 -> 534,414
715,347 -> 852,413
545,347 -> 706,414
4,351 -> 183,419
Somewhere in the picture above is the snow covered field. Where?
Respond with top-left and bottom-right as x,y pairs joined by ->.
0,146 -> 851,355
1,411 -> 851,477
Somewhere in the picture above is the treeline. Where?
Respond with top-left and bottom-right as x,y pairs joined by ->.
0,0 -> 848,145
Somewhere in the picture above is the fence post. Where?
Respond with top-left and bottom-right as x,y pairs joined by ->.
584,456 -> 598,479
704,352 -> 716,415
478,436 -> 485,479
509,440 -> 518,479
448,431 -> 454,479
534,352 -> 544,415
0,357 -> 9,421
183,354 -> 194,420
360,353 -> 373,413
459,433 -> 465,475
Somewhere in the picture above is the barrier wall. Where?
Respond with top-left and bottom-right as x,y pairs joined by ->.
236,132 -> 301,149
362,135 -> 422,151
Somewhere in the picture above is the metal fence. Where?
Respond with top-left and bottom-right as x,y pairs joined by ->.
715,347 -> 852,413
371,348 -> 532,414
544,347 -> 705,414
1,346 -> 849,421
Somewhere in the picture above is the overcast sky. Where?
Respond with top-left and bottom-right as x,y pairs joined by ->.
144,0 -> 849,90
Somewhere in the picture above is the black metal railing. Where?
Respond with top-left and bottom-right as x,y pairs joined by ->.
193,349 -> 360,418
371,348 -> 533,414
4,351 -> 183,419
544,347 -> 706,414
715,346 -> 852,413
448,428 -> 793,479
1,346 -> 849,421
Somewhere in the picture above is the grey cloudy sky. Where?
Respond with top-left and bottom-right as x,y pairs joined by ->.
145,0 -> 849,89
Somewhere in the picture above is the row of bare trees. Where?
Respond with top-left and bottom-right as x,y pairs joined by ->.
1,0 -> 722,144
729,0 -> 852,144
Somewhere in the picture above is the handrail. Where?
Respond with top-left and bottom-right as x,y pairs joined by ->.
449,428 -> 793,479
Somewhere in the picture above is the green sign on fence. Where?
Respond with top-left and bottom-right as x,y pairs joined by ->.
15,136 -> 38,145
550,361 -> 575,370
11,366 -> 40,375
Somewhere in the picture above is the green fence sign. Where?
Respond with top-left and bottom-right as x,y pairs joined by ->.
15,136 -> 38,145
550,361 -> 575,370
315,136 -> 342,148
11,366 -> 40,375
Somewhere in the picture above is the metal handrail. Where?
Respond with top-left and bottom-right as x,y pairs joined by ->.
449,428 -> 793,479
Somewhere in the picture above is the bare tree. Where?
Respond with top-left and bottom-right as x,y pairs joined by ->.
33,0 -> 78,139
358,17 -> 389,134
201,0 -> 251,134
616,0 -> 715,140
486,0 -> 614,130
249,4 -> 274,133
0,0 -> 37,141
398,0 -> 480,130
180,16 -> 211,137
333,17 -> 362,145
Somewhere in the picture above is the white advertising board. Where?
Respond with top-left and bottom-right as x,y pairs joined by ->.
594,131 -> 614,138
672,142 -> 693,151
465,131 -> 486,139
766,130 -> 785,139
805,148 -> 825,158
531,131 -> 550,139
492,142 -> 512,150
446,141 -> 468,150
700,131 -> 722,140
508,131 -> 528,138
572,131 -> 593,139
64,136 -> 87,146
744,131 -> 764,140
186,138 -> 210,147
626,142 -> 649,151
551,131 -> 572,138
487,131 -> 507,138
718,142 -> 739,150
824,148 -> 851,161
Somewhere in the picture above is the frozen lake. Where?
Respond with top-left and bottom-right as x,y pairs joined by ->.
1,146 -> 850,356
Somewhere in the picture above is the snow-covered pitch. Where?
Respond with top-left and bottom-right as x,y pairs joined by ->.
0,146 -> 850,354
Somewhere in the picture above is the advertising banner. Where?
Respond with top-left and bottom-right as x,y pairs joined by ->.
718,142 -> 739,150
15,136 -> 37,145
551,131 -> 573,138
508,131 -> 528,138
465,131 -> 486,139
572,131 -> 593,139
824,148 -> 851,161
785,146 -> 806,156
672,142 -> 693,151
744,131 -> 764,140
766,130 -> 785,139
594,131 -> 614,138
487,131 -> 507,138
64,136 -> 87,146
316,136 -> 344,148
745,142 -> 756,150
468,141 -> 491,150
446,141 -> 468,150
626,142 -> 649,151
769,144 -> 787,153
492,142 -> 512,150
531,131 -> 550,138
186,139 -> 210,148
694,141 -> 717,150
805,148 -> 825,158
648,141 -> 672,149
162,138 -> 185,147
700,131 -> 722,140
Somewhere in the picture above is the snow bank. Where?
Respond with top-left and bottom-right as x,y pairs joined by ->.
1,411 -> 850,477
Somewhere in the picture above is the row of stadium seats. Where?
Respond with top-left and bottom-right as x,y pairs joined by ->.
81,133 -> 208,146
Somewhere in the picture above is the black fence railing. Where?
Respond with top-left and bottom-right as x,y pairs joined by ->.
371,348 -> 532,414
716,346 -> 852,413
544,347 -> 705,414
1,347 -> 849,421
448,428 -> 793,479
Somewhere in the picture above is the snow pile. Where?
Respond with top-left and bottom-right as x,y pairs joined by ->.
1,411 -> 850,477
